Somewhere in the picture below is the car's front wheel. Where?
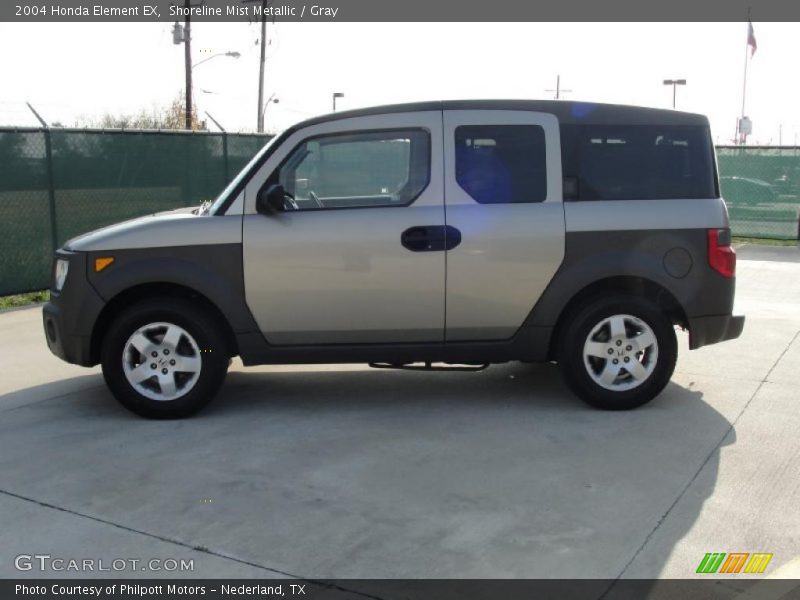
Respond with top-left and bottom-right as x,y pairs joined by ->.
101,298 -> 229,418
558,295 -> 677,410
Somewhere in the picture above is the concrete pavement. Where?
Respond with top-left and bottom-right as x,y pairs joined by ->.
0,252 -> 798,582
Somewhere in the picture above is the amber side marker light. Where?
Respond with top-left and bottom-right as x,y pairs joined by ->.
94,257 -> 115,272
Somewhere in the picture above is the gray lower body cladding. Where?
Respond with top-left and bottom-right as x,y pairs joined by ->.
44,227 -> 742,369
236,227 -> 742,363
235,328 -> 553,366
43,251 -> 105,365
688,314 -> 745,350
84,243 -> 257,334
44,244 -> 258,367
525,228 -> 739,346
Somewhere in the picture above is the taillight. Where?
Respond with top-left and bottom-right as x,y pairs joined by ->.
708,228 -> 735,278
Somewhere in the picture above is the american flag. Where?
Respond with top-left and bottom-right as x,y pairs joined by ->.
747,21 -> 758,57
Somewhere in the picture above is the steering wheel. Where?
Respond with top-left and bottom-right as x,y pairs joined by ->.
283,190 -> 300,211
308,190 -> 324,209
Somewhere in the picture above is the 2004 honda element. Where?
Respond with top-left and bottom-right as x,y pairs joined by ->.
43,100 -> 744,418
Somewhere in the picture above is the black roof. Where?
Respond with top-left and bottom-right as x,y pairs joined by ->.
295,100 -> 709,128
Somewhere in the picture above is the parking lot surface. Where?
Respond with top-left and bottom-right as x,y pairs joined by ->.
1,246 -> 799,581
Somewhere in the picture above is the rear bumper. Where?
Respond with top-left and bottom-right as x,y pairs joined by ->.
688,314 -> 745,350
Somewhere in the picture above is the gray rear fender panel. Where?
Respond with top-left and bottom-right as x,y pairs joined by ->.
525,228 -> 735,329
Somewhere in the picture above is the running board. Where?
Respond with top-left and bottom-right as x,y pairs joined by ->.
369,361 -> 489,372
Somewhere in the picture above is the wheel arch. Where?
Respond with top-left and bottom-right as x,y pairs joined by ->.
547,275 -> 687,360
90,282 -> 238,364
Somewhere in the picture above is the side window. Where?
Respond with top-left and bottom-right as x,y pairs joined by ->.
578,125 -> 717,200
274,129 -> 430,210
454,125 -> 547,204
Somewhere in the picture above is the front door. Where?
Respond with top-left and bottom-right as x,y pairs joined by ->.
443,110 -> 566,341
242,111 -> 446,345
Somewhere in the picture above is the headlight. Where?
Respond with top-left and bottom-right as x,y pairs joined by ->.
54,258 -> 69,291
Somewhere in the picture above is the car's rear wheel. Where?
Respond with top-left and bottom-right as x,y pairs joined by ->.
557,295 -> 677,410
101,298 -> 229,418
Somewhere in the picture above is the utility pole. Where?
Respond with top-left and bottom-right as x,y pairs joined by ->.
256,0 -> 267,132
174,0 -> 199,130
242,0 -> 271,131
545,75 -> 571,100
184,0 -> 193,129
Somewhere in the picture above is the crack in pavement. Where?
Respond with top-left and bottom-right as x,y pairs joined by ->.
599,328 -> 800,599
0,488 -> 386,600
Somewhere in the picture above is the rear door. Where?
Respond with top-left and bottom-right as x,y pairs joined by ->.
443,110 -> 565,341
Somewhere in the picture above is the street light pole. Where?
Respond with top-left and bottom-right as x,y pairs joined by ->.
662,78 -> 686,109
332,92 -> 344,112
260,92 -> 279,131
192,51 -> 241,70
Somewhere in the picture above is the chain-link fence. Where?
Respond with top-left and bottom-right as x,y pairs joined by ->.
1,132 -> 798,297
0,127 -> 271,296
717,146 -> 800,241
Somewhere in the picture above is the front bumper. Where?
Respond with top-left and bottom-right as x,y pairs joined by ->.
42,251 -> 105,367
688,314 -> 745,350
43,301 -> 94,365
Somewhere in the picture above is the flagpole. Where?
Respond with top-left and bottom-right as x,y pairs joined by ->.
739,24 -> 749,144
738,9 -> 754,145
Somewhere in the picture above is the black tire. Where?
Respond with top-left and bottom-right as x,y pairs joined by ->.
557,295 -> 677,410
101,297 -> 230,419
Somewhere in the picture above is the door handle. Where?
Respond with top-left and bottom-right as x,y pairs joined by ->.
401,225 -> 461,252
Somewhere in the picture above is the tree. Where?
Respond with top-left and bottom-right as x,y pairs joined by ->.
75,94 -> 207,130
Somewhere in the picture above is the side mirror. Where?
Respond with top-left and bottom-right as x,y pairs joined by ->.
256,184 -> 287,214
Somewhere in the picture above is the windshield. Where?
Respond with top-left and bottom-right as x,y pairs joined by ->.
209,136 -> 280,215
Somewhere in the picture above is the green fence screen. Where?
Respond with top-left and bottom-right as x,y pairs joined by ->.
0,131 -> 798,297
717,146 -> 800,241
0,127 -> 270,296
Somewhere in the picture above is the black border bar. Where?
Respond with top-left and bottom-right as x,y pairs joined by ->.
4,0 -> 800,22
5,579 -> 800,600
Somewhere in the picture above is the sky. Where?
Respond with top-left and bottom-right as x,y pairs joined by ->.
0,22 -> 798,144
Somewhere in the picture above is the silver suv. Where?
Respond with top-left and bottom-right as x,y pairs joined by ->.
43,101 -> 744,418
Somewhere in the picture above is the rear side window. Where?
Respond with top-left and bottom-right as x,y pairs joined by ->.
577,125 -> 717,200
455,125 -> 547,204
